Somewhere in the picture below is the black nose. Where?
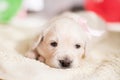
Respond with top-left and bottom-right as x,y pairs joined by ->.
59,59 -> 72,68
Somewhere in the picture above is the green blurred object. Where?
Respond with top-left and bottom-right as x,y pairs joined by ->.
0,0 -> 22,23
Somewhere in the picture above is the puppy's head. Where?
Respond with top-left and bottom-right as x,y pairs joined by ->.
32,13 -> 95,69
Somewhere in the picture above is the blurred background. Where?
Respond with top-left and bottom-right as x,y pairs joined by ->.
0,0 -> 120,31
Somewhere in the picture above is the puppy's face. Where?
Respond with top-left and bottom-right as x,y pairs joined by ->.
35,18 -> 89,68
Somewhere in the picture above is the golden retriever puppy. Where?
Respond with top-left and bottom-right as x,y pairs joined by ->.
26,12 -> 104,69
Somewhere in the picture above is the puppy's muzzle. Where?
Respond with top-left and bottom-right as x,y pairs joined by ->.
59,57 -> 72,68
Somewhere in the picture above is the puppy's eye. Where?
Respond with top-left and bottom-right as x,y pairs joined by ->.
75,44 -> 81,49
50,41 -> 57,47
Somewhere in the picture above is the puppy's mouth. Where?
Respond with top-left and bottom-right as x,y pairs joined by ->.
59,66 -> 72,69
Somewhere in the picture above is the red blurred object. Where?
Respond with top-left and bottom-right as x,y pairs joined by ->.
85,0 -> 120,22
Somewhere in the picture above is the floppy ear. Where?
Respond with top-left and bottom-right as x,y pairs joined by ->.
31,34 -> 44,50
25,33 -> 44,59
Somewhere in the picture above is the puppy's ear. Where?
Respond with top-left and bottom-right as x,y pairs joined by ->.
25,34 -> 44,60
31,34 -> 44,50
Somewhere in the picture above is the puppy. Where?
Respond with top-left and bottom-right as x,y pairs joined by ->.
26,13 -> 102,69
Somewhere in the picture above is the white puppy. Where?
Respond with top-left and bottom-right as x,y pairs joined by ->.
26,12 -> 103,69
